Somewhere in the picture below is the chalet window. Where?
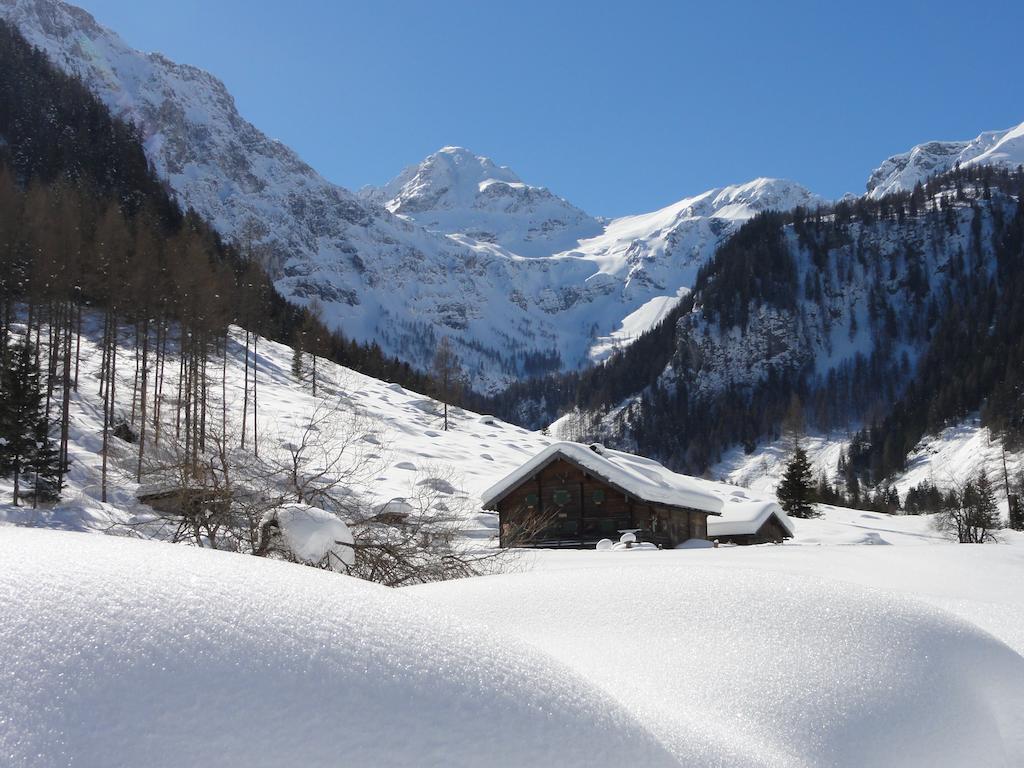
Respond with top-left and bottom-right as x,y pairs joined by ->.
552,489 -> 571,506
525,493 -> 538,508
592,489 -> 605,505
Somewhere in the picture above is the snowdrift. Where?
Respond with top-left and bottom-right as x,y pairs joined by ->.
0,527 -> 676,768
417,565 -> 1024,768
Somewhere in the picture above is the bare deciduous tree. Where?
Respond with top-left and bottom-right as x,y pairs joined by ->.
431,337 -> 463,432
933,471 -> 1002,544
122,377 -> 512,585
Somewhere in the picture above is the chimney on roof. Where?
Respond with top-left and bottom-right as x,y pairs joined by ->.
589,443 -> 605,455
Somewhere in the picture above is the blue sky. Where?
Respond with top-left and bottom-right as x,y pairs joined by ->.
79,0 -> 1024,217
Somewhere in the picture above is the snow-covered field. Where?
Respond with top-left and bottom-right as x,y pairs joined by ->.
3,320 -> 1024,766
3,522 -> 1023,767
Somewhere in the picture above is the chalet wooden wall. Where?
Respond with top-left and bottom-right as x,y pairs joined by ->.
714,515 -> 790,545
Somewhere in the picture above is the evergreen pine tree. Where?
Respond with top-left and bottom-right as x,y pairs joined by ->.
0,339 -> 59,505
777,444 -> 817,518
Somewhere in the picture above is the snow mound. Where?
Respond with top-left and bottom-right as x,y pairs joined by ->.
0,527 -> 677,768
418,566 -> 1024,767
674,538 -> 715,549
261,502 -> 354,567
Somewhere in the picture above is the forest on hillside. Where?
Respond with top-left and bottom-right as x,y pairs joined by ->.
0,18 -> 457,502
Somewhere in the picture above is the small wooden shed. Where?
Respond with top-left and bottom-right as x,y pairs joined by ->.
707,499 -> 794,545
481,442 -> 724,548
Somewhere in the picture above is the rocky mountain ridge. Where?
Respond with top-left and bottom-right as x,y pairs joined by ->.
867,121 -> 1024,198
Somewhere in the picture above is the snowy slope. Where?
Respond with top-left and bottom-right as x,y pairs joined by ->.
0,526 -> 677,768
0,316 -> 551,537
2,314 -> 1017,545
359,146 -> 603,257
867,119 -> 1024,198
712,418 -> 1024,525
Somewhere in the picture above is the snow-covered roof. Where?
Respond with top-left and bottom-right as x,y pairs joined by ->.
708,499 -> 794,538
480,442 -> 724,515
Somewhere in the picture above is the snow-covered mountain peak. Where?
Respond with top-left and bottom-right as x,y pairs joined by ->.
361,146 -> 603,257
866,119 -> 1024,198
567,177 -> 819,274
362,146 -> 522,214
683,177 -> 820,220
2,0 -> 96,38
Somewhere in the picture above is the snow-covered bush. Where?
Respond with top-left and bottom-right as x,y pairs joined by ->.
256,502 -> 354,571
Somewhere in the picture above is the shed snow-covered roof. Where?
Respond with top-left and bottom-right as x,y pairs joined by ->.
480,442 -> 725,515
708,499 -> 794,538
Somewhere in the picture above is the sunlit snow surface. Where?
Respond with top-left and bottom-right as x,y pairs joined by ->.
418,557 -> 1024,767
0,527 -> 677,768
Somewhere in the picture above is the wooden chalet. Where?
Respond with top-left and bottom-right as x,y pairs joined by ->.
482,442 -> 724,548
